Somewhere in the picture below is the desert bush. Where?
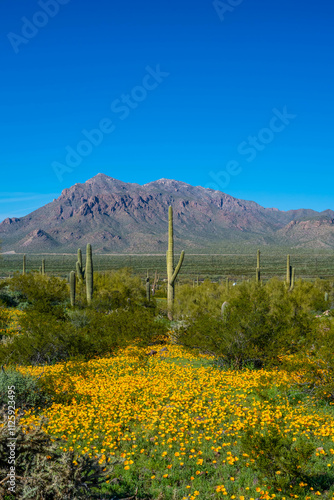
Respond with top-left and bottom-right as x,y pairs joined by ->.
290,279 -> 329,314
8,273 -> 68,316
77,307 -> 168,355
0,310 -> 81,366
174,280 -> 315,368
0,409 -> 118,499
0,367 -> 51,411
0,307 -> 168,367
173,279 -> 229,319
0,282 -> 26,308
91,268 -> 148,311
281,316 -> 334,403
239,418 -> 315,494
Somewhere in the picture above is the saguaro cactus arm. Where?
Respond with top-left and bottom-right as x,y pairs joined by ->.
170,250 -> 185,285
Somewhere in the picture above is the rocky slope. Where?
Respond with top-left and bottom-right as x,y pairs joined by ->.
0,174 -> 333,253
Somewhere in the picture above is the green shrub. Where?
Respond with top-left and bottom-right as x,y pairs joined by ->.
8,273 -> 68,316
174,280 -> 315,369
0,367 -> 51,411
239,419 -> 315,494
0,283 -> 26,308
0,308 -> 168,367
290,279 -> 329,314
173,279 -> 228,319
91,268 -> 148,311
281,316 -> 334,403
0,310 -> 84,366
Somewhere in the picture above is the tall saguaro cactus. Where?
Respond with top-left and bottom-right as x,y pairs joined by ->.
166,206 -> 184,320
256,249 -> 261,283
146,277 -> 151,302
41,259 -> 45,276
290,267 -> 295,291
86,243 -> 93,305
152,270 -> 159,296
286,254 -> 292,288
23,254 -> 26,275
70,271 -> 76,307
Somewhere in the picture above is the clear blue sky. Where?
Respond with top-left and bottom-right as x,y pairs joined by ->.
0,0 -> 333,222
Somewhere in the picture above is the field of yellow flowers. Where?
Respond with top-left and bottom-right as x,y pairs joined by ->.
13,337 -> 334,500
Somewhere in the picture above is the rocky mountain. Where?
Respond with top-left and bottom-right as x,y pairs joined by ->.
0,174 -> 333,253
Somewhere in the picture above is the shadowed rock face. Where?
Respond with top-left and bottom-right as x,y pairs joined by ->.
0,173 -> 333,253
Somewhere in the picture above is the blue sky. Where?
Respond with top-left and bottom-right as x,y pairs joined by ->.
0,0 -> 333,221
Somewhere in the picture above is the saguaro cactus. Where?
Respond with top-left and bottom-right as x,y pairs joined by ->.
325,292 -> 329,302
290,267 -> 295,291
23,254 -> 26,275
221,301 -> 229,321
166,206 -> 184,320
286,254 -> 292,288
146,277 -> 151,302
76,248 -> 85,283
152,270 -> 159,296
86,243 -> 93,305
41,259 -> 45,276
256,249 -> 261,283
70,271 -> 76,307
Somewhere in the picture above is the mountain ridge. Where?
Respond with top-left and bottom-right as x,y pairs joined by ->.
0,174 -> 333,253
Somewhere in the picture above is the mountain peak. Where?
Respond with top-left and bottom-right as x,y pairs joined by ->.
1,175 -> 333,253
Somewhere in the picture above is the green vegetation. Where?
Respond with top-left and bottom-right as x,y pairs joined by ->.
0,229 -> 334,499
166,206 -> 185,319
0,408 -> 117,499
85,243 -> 93,305
1,250 -> 333,282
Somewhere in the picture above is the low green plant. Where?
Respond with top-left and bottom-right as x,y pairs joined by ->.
239,419 -> 315,494
0,367 -> 51,411
0,409 -> 119,499
0,283 -> 25,308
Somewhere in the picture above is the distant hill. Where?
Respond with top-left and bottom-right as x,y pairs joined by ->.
0,173 -> 333,253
